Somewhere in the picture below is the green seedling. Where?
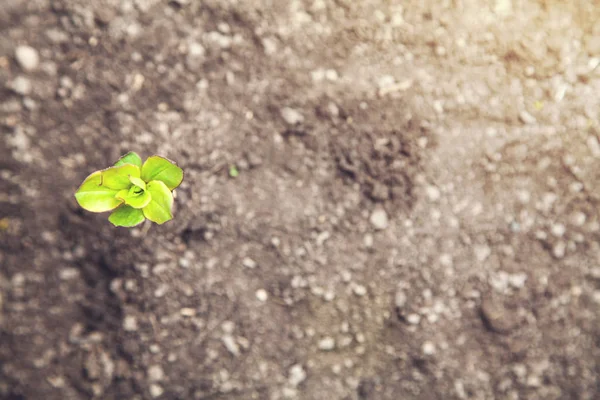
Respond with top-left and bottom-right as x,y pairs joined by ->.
75,152 -> 184,227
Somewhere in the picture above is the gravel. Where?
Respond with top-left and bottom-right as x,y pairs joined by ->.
255,289 -> 268,302
318,337 -> 336,351
280,107 -> 304,125
288,364 -> 307,387
15,45 -> 40,71
369,208 -> 389,230
10,76 -> 32,95
147,365 -> 164,382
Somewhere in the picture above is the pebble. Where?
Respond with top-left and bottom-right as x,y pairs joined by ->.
280,107 -> 304,125
147,365 -> 164,382
552,241 -> 566,258
123,315 -> 138,332
369,208 -> 389,230
587,136 -> 600,157
179,308 -> 196,317
406,313 -> 421,325
550,223 -> 566,237
222,335 -> 240,356
570,211 -> 586,227
242,257 -> 257,269
394,290 -> 407,308
474,245 -> 491,262
480,297 -> 517,333
352,284 -> 367,297
10,76 -> 32,95
439,254 -> 453,267
149,384 -> 164,398
15,45 -> 40,71
186,42 -> 206,70
255,289 -> 268,302
421,341 -> 436,355
363,234 -> 374,248
519,110 -> 537,124
261,37 -> 278,55
288,364 -> 306,387
318,337 -> 335,351
425,185 -> 441,201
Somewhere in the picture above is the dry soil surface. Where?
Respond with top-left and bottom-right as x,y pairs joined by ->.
1,0 -> 600,399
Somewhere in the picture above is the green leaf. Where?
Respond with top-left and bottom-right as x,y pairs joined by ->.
142,180 -> 174,224
109,205 -> 146,227
141,156 -> 183,190
100,164 -> 141,190
129,175 -> 146,190
114,151 -> 142,168
116,188 -> 151,209
75,171 -> 123,212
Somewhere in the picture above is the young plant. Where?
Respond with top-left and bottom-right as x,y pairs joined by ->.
75,152 -> 184,227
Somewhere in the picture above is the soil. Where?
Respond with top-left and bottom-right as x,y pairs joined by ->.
1,0 -> 600,399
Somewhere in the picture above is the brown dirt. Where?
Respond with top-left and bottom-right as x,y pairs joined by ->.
1,0 -> 600,399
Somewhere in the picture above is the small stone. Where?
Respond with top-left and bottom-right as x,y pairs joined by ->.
178,258 -> 190,268
222,335 -> 240,356
149,384 -> 164,398
180,308 -> 196,317
327,102 -> 339,117
316,231 -> 330,246
59,268 -> 79,280
519,110 -> 536,124
352,284 -> 367,297
474,245 -> 491,262
587,136 -> 600,157
394,290 -> 407,308
480,297 -> 517,333
147,365 -> 164,382
422,341 -> 436,355
439,254 -> 453,267
570,211 -> 586,227
288,364 -> 306,387
406,314 -> 421,325
553,241 -> 566,258
280,107 -> 304,125
369,208 -> 389,230
242,257 -> 257,269
10,76 -> 32,95
325,69 -> 339,81
425,185 -> 441,201
363,234 -> 374,248
123,315 -> 138,332
507,273 -> 527,289
255,289 -> 268,302
318,337 -> 336,351
378,75 -> 395,89
222,321 -> 235,333
261,37 -> 278,55
550,223 -> 566,237
15,45 -> 40,71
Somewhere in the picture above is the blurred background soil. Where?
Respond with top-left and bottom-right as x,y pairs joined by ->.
1,0 -> 600,399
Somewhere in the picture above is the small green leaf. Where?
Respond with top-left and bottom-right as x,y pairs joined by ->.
75,171 -> 123,212
141,156 -> 183,190
114,151 -> 142,168
116,188 -> 151,209
142,180 -> 174,224
129,175 -> 146,190
109,205 -> 145,227
229,165 -> 239,178
101,164 -> 141,190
